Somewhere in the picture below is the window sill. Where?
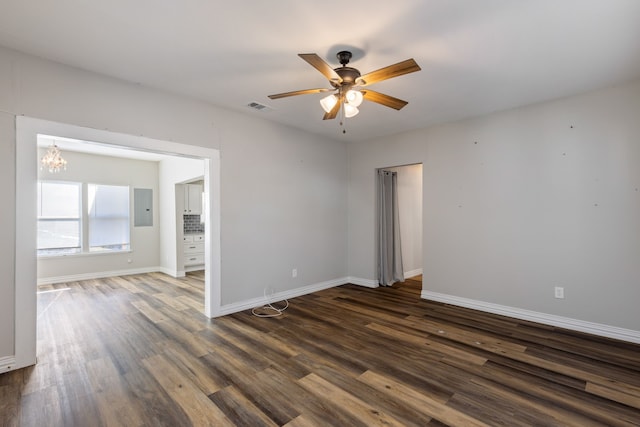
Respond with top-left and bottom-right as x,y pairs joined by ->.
38,250 -> 133,260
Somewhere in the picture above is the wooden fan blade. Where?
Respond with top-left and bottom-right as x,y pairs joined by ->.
268,88 -> 332,99
323,96 -> 342,120
299,53 -> 342,83
357,59 -> 421,86
362,90 -> 409,110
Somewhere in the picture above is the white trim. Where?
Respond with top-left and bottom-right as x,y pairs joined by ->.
404,268 -> 423,279
346,276 -> 379,288
422,290 -> 640,344
0,356 -> 17,373
203,153 -> 222,318
37,267 -> 162,286
218,277 -> 347,316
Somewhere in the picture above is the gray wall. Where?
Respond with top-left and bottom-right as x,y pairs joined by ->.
0,45 -> 348,359
221,125 -> 348,304
348,79 -> 640,331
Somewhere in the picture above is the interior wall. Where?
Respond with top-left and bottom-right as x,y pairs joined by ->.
348,79 -> 640,331
221,125 -> 348,304
37,150 -> 160,281
0,44 -> 348,364
0,112 -> 15,360
383,164 -> 423,277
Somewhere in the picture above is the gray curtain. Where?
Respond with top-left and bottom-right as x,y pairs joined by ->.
377,170 -> 404,286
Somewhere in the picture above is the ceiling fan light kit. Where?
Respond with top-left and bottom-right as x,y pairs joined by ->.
345,89 -> 363,107
268,50 -> 421,132
344,103 -> 359,118
320,94 -> 338,113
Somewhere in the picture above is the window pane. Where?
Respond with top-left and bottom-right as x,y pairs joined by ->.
88,184 -> 130,252
37,220 -> 80,250
37,181 -> 81,255
38,182 -> 80,218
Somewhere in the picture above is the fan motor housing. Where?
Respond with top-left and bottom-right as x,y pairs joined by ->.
332,66 -> 361,88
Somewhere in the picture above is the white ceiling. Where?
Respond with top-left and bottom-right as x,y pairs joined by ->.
2,0 -> 640,142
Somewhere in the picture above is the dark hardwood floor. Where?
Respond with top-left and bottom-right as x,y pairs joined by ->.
1,272 -> 639,426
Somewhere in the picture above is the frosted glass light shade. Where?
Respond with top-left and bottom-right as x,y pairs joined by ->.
344,104 -> 359,118
320,94 -> 338,113
345,90 -> 363,107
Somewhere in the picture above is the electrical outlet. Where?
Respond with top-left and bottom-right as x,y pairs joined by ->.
554,286 -> 564,299
292,268 -> 297,278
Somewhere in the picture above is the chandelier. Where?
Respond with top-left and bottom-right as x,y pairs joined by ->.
41,143 -> 67,173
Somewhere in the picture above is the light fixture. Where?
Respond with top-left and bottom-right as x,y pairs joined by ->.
320,94 -> 338,113
41,143 -> 67,173
320,90 -> 362,119
344,103 -> 359,118
345,89 -> 363,107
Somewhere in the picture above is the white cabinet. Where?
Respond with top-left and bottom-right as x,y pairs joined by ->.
183,184 -> 203,215
183,234 -> 204,270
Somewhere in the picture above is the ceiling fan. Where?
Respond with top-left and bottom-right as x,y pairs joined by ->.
268,51 -> 421,122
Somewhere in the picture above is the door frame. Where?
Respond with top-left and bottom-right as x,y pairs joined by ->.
14,116 -> 221,371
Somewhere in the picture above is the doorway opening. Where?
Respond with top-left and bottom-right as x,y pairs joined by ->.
14,116 -> 221,371
377,163 -> 423,289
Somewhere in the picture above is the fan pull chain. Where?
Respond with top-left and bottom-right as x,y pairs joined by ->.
340,103 -> 347,134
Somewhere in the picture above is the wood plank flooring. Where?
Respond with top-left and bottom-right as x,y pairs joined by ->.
1,273 -> 639,426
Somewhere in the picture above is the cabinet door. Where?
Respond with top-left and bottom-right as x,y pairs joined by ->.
183,185 -> 190,214
186,184 -> 203,215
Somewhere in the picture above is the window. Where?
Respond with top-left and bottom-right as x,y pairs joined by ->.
37,182 -> 131,256
88,184 -> 130,252
37,181 -> 81,256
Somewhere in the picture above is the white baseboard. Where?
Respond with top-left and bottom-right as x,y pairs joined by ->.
37,266 -> 162,285
0,356 -> 17,373
218,277 -> 349,316
345,274 -> 423,288
346,277 -> 379,288
422,290 -> 640,344
404,268 -> 423,279
157,266 -> 185,278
